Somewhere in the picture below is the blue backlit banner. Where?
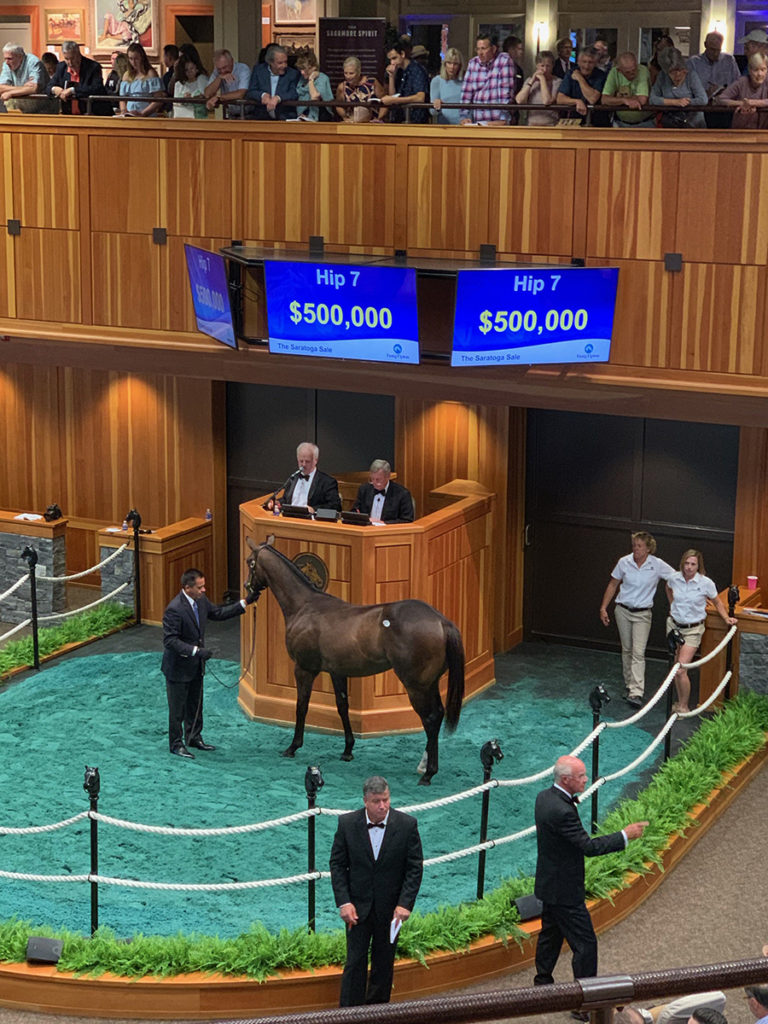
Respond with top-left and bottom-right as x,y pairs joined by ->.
451,267 -> 619,367
264,261 -> 419,364
184,245 -> 237,349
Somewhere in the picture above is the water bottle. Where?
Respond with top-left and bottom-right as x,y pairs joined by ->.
121,518 -> 128,531
205,508 -> 212,521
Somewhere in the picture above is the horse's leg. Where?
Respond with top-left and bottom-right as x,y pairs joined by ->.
330,673 -> 355,762
405,683 -> 444,785
282,666 -> 316,758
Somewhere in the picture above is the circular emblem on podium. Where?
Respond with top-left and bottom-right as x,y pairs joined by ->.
292,552 -> 329,592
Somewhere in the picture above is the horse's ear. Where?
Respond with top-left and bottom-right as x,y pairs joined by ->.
266,534 -> 275,546
246,536 -> 258,552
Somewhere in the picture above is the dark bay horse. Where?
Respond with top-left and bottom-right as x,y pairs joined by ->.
245,538 -> 464,784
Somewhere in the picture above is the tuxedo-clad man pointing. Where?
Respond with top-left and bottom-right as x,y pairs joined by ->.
534,755 -> 648,1006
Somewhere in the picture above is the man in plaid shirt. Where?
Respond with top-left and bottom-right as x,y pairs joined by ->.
460,34 -> 515,123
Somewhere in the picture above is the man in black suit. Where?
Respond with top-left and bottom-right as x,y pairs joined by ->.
330,775 -> 423,1006
274,441 -> 342,514
46,41 -> 112,115
352,459 -> 415,523
161,568 -> 255,759
244,44 -> 300,120
534,755 -> 648,1009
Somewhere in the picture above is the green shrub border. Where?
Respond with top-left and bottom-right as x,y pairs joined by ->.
0,603 -> 133,677
0,690 -> 765,981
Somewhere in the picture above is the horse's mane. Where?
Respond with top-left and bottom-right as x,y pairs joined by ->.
262,544 -> 321,591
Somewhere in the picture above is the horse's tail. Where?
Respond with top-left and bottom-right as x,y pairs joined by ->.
443,622 -> 465,732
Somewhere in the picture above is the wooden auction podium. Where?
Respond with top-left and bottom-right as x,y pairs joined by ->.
238,488 -> 496,735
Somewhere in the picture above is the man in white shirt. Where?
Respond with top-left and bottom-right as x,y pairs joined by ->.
204,48 -> 250,116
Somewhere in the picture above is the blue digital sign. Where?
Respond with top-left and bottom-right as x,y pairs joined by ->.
264,261 -> 419,364
184,244 -> 237,349
451,267 -> 619,366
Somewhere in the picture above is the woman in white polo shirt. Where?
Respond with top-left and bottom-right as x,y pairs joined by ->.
665,549 -> 737,713
600,531 -> 675,709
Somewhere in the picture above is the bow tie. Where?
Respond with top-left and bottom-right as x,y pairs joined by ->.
298,472 -> 310,481
373,488 -> 386,496
367,821 -> 385,829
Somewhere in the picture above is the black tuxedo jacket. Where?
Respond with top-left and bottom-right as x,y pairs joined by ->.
161,591 -> 244,683
330,807 -> 423,921
534,785 -> 625,905
245,62 -> 300,120
352,481 -> 415,523
283,469 -> 342,512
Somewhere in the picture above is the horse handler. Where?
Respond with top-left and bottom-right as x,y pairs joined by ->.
330,775 -> 423,1005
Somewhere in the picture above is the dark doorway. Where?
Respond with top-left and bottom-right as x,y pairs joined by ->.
173,15 -> 214,74
225,382 -> 395,592
523,410 -> 739,655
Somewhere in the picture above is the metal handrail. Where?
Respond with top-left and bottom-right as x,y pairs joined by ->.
223,956 -> 768,1024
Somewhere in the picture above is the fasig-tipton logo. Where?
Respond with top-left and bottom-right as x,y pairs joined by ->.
576,342 -> 600,361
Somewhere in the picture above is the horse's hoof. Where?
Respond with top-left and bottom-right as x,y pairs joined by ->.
340,752 -> 354,762
418,775 -> 432,786
281,748 -> 296,758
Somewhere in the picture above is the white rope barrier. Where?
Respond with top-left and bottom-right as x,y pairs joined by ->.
0,573 -> 30,604
37,581 -> 131,622
92,808 -> 317,835
0,618 -> 32,645
36,544 -> 129,583
0,870 -> 89,883
0,811 -> 89,835
91,870 -> 327,891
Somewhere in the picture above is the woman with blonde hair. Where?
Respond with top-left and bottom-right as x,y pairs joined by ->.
335,55 -> 382,121
430,47 -> 464,124
666,549 -> 737,713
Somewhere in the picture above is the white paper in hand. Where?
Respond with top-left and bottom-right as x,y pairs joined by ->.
390,917 -> 402,944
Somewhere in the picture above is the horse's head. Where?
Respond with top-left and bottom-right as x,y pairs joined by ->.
245,535 -> 274,600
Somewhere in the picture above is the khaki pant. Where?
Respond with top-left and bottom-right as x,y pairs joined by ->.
614,604 -> 652,698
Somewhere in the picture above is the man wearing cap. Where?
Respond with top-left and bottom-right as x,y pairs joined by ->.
737,29 -> 768,73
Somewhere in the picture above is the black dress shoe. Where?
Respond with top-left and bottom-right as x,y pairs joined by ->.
189,739 -> 216,751
171,745 -> 195,759
571,1012 -> 590,1022
626,695 -> 643,709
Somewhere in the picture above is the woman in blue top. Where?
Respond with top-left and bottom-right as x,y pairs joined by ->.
295,50 -> 333,120
118,42 -> 163,117
430,48 -> 464,124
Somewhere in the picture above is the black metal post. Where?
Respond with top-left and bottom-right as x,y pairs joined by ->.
125,509 -> 142,625
588,686 -> 609,834
304,766 -> 324,932
476,740 -> 503,900
724,584 -> 740,702
665,626 -> 684,761
84,766 -> 100,934
21,546 -> 39,670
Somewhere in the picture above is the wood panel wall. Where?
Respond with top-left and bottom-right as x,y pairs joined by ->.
0,365 -> 227,596
396,399 -> 513,647
1,119 -> 768,389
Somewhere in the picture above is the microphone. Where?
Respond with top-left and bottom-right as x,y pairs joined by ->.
273,469 -> 303,507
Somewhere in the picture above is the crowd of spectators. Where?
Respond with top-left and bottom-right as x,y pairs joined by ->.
1,28 -> 767,128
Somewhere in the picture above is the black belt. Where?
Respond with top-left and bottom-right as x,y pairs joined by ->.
617,604 -> 652,612
673,618 -> 705,629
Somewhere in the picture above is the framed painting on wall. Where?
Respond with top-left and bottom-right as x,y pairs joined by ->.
274,30 -> 316,52
275,0 -> 316,27
45,8 -> 86,43
93,0 -> 156,54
